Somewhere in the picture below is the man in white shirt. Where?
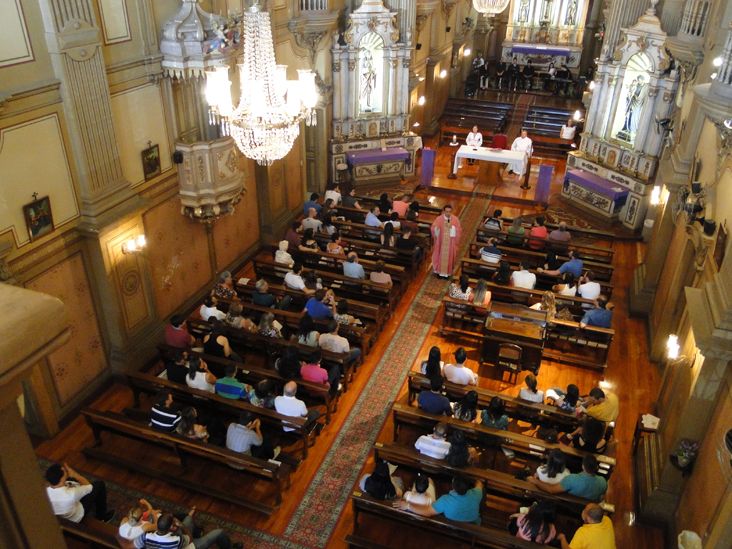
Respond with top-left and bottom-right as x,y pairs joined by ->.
324,183 -> 342,205
465,125 -> 483,165
284,263 -> 315,295
319,320 -> 362,365
511,261 -> 537,289
45,462 -> 114,523
226,411 -> 278,460
199,296 -> 226,321
118,499 -> 157,542
275,381 -> 320,432
414,422 -> 451,459
578,270 -> 601,305
301,207 -> 323,232
509,130 -> 533,178
443,348 -> 478,386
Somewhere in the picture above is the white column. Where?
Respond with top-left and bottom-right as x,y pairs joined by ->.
678,0 -> 711,40
600,0 -> 650,62
711,22 -> 732,99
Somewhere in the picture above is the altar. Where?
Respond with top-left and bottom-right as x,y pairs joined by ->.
346,147 -> 411,186
562,168 -> 628,217
451,145 -> 527,175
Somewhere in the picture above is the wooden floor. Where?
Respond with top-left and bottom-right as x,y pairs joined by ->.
35,137 -> 665,548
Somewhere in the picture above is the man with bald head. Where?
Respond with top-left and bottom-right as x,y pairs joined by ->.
274,381 -> 320,432
557,503 -> 616,549
301,207 -> 323,232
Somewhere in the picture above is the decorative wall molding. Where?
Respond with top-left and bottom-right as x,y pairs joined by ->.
0,0 -> 34,67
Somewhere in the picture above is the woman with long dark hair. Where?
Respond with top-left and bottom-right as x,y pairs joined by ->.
381,221 -> 396,247
535,448 -> 569,484
185,355 -> 216,393
568,416 -> 608,453
454,390 -> 479,423
510,500 -> 557,543
420,346 -> 443,381
446,430 -> 478,467
481,396 -> 509,430
493,261 -> 512,285
296,313 -> 320,347
360,460 -> 403,500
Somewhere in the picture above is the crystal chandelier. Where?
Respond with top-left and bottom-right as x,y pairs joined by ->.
472,0 -> 511,15
205,2 -> 318,166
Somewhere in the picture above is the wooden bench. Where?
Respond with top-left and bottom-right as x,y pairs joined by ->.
312,233 -> 422,276
336,204 -> 433,236
441,295 -> 489,338
392,402 -> 616,478
354,195 -> 444,218
481,216 -> 617,248
331,218 -> 431,252
59,517 -> 122,548
81,409 -> 290,514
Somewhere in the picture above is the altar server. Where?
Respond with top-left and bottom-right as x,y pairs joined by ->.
465,125 -> 483,165
509,130 -> 533,177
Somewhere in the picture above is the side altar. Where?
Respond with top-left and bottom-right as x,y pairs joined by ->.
329,0 -> 421,188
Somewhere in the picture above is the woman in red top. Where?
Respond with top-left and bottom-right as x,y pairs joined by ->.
528,216 -> 548,251
299,350 -> 341,395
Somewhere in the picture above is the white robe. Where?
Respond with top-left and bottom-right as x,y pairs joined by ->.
466,131 -> 483,148
509,136 -> 533,176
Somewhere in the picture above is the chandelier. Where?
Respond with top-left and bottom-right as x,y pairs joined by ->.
472,0 -> 511,15
205,2 -> 318,166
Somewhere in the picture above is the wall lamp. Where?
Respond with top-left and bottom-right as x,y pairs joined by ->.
122,235 -> 147,255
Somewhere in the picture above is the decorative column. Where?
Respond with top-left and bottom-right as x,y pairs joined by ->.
658,0 -> 686,36
599,0 -> 651,62
387,0 -> 417,41
710,22 -> 732,100
677,0 -> 713,42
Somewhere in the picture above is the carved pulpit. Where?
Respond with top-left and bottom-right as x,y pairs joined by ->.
330,0 -> 422,188
566,0 -> 679,229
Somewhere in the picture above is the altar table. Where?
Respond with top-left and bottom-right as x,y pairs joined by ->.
452,145 -> 528,175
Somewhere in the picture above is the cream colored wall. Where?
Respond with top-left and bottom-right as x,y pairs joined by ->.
0,0 -> 55,89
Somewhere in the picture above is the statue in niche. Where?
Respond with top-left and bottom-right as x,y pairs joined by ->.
564,0 -> 577,25
617,75 -> 646,142
518,0 -> 530,23
541,0 -> 553,23
361,49 -> 377,110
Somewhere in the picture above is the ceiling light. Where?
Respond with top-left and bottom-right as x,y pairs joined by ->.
439,69 -> 448,78
463,47 -> 472,57
413,122 -> 420,127
417,95 -> 426,106
713,56 -> 723,67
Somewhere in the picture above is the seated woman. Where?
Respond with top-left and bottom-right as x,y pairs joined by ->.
446,430 -> 479,468
534,448 -> 570,485
403,474 -> 436,506
567,416 -> 608,453
553,272 -> 579,297
505,217 -> 526,246
420,346 -> 444,380
223,302 -> 257,332
518,373 -> 544,403
274,346 -> 301,380
298,228 -> 319,252
492,261 -> 512,285
380,222 -> 396,248
560,118 -> 576,140
247,379 -> 276,408
543,250 -> 563,271
275,240 -> 294,267
258,312 -> 283,338
378,193 -> 393,214
252,279 -> 276,308
303,270 -> 323,292
321,212 -> 337,236
545,383 -> 581,413
359,459 -> 403,500
300,349 -> 340,395
369,260 -> 393,287
472,279 -> 492,311
386,211 -> 401,231
185,356 -> 216,393
453,390 -> 479,423
509,500 -> 557,544
481,396 -> 509,430
213,271 -> 237,301
334,300 -> 362,326
296,313 -> 320,347
448,274 -> 473,301
326,233 -> 346,256
176,406 -> 209,442
483,209 -> 503,232
203,321 -> 242,369
530,291 -> 557,320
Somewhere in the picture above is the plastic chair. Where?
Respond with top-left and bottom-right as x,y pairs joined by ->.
497,343 -> 522,384
492,134 -> 508,150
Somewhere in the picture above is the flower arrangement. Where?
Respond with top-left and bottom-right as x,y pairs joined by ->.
674,438 -> 700,468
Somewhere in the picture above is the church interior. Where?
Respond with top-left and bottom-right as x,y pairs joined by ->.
1,0 -> 732,547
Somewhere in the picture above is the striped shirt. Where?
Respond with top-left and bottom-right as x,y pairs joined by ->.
138,531 -> 184,549
149,404 -> 181,432
480,245 -> 502,264
215,376 -> 246,400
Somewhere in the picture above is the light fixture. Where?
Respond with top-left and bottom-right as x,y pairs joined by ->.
589,81 -> 596,91
463,47 -> 472,57
650,185 -> 662,205
724,119 -> 732,130
598,380 -> 614,390
418,95 -> 426,106
711,72 -> 718,80
418,76 -> 425,82
122,235 -> 147,255
667,334 -> 680,360
573,110 -> 582,121
439,69 -> 448,78
713,56 -> 723,67
204,2 -> 318,166
472,0 -> 511,15
413,122 -> 421,128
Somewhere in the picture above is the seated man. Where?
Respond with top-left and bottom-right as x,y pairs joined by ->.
540,249 -> 583,278
199,296 -> 226,322
137,511 -> 241,549
226,411 -> 278,460
150,391 -> 182,432
319,319 -> 361,365
577,271 -> 601,304
301,207 -> 323,233
45,462 -> 114,523
479,237 -> 502,264
483,209 -> 503,232
305,288 -> 336,320
369,260 -> 393,287
394,476 -> 484,525
274,381 -> 320,432
414,421 -> 451,459
164,315 -> 194,349
324,183 -> 342,205
548,221 -> 572,244
302,192 -> 322,216
364,206 -> 383,239
285,221 -> 302,252
215,363 -> 247,400
557,503 -> 616,549
583,387 -> 619,423
528,454 -> 608,502
284,262 -> 316,295
418,376 -> 453,416
343,252 -> 366,279
118,499 -> 158,543
252,279 -> 276,307
342,186 -> 363,209
510,261 -> 536,289
300,349 -> 341,395
443,347 -> 478,386
580,296 -> 614,328
165,351 -> 189,384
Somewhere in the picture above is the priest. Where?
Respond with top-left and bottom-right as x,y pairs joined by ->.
508,130 -> 533,179
431,205 -> 463,279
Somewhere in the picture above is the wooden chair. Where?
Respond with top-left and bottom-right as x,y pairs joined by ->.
491,134 -> 508,149
497,343 -> 522,384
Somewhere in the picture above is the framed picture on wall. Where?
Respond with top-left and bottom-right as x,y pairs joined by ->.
141,143 -> 161,181
23,195 -> 54,241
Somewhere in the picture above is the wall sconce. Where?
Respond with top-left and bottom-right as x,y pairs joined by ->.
588,81 -> 596,91
713,56 -> 723,67
666,334 -> 680,360
413,122 -> 421,128
573,110 -> 583,121
650,185 -> 662,205
418,95 -> 426,106
122,235 -> 147,255
463,47 -> 472,57
439,69 -> 448,79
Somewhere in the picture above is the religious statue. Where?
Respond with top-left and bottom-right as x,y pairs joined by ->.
617,75 -> 646,142
564,0 -> 578,25
360,49 -> 377,110
541,0 -> 554,23
518,0 -> 530,23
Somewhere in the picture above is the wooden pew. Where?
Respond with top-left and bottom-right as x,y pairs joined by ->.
312,233 -> 422,276
81,409 -> 290,514
467,240 -> 614,282
253,256 -> 396,310
353,195 -> 444,218
392,402 -> 616,478
406,371 -> 579,432
155,343 -> 338,424
336,204 -> 434,235
332,218 -> 431,251
479,216 -> 616,248
59,517 -> 122,548
544,318 -> 614,371
372,441 -> 614,516
350,491 -> 541,549
441,295 -> 489,338
459,258 -> 614,298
